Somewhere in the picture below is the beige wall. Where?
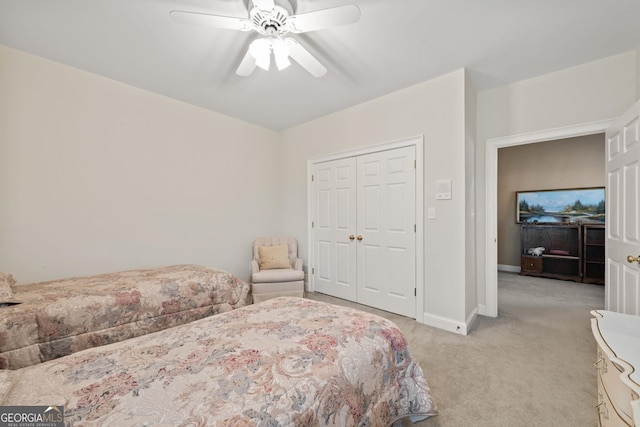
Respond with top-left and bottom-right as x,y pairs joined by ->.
0,45 -> 281,283
497,134 -> 605,267
476,51 -> 637,309
0,44 -> 477,331
281,69 -> 474,331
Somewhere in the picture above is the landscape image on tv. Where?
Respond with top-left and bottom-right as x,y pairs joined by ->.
517,187 -> 605,224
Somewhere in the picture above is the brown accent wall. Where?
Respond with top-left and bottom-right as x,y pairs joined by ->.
497,134 -> 605,267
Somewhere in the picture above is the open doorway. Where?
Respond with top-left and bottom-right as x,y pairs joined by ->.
483,119 -> 615,317
498,134 -> 605,272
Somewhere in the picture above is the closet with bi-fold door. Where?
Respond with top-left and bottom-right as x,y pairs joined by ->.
309,140 -> 420,318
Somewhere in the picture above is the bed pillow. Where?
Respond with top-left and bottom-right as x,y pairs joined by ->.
0,273 -> 16,301
259,245 -> 292,270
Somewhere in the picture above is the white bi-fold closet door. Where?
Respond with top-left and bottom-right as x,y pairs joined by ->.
311,145 -> 417,318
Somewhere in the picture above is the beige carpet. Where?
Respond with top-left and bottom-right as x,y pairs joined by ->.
306,271 -> 605,427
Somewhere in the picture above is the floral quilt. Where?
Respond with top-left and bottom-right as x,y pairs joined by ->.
0,264 -> 250,369
0,297 -> 437,426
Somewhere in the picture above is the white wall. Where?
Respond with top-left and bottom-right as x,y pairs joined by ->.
281,69 -> 473,331
476,51 -> 638,309
464,72 -> 478,322
0,45 -> 281,284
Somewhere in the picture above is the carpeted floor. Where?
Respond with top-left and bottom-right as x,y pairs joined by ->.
306,271 -> 605,427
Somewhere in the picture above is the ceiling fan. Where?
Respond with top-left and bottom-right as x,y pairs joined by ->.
170,0 -> 360,78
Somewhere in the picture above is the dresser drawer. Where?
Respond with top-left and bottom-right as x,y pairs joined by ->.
592,311 -> 640,427
598,373 -> 632,427
597,346 -> 638,425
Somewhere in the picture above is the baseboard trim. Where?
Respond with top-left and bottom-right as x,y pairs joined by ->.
498,264 -> 520,273
466,307 -> 479,333
423,311 -> 470,335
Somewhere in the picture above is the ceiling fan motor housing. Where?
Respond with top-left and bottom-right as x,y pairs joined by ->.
250,0 -> 293,35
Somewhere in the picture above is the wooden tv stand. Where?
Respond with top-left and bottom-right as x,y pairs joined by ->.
520,223 -> 605,284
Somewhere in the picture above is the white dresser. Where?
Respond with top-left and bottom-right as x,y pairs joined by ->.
591,310 -> 640,426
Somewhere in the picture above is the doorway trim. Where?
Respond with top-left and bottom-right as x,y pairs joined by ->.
307,135 -> 425,322
484,119 -> 616,317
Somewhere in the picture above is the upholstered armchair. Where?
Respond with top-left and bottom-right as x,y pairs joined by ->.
250,237 -> 305,304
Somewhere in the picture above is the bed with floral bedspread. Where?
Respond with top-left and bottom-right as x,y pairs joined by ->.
0,297 -> 437,426
0,264 -> 251,369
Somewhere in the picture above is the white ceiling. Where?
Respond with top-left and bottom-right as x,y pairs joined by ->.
1,0 -> 640,130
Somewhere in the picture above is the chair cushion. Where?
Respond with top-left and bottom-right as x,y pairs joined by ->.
253,237 -> 298,267
258,245 -> 292,270
252,269 -> 304,283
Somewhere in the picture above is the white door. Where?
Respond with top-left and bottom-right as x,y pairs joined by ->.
311,157 -> 357,301
356,147 -> 416,317
311,146 -> 417,317
606,99 -> 640,315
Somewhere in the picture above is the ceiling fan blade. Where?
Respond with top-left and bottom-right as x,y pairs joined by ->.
170,10 -> 252,31
252,0 -> 275,12
287,4 -> 360,33
236,47 -> 257,76
286,39 -> 327,78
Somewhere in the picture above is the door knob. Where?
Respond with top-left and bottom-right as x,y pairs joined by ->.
357,235 -> 363,241
349,234 -> 355,241
628,255 -> 640,264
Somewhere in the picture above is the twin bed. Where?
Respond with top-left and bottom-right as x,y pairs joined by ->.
0,265 -> 436,425
0,264 -> 251,369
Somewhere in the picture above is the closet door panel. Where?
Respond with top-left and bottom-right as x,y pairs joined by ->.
312,158 -> 357,301
356,147 -> 416,317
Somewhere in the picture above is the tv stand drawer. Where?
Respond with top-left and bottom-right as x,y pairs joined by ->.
521,255 -> 543,273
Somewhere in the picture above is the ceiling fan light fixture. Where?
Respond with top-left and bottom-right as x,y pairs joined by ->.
255,54 -> 271,71
249,38 -> 271,70
272,38 -> 290,70
275,52 -> 290,71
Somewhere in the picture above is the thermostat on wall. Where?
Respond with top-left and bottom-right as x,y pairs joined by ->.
436,179 -> 452,200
